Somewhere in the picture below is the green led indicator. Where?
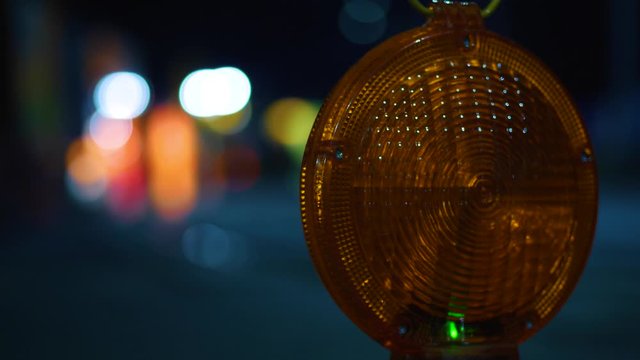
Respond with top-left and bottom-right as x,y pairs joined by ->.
446,299 -> 464,340
446,321 -> 460,340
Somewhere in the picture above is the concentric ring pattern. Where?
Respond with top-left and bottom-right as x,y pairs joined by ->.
300,3 -> 597,354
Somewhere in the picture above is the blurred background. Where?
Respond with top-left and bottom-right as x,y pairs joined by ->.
1,0 -> 638,359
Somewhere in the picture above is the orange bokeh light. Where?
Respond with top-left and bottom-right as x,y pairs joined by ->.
147,104 -> 199,221
66,138 -> 105,185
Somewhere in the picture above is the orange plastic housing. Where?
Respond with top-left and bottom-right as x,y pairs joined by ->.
300,2 -> 597,357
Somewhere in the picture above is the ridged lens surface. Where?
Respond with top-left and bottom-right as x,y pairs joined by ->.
300,3 -> 597,354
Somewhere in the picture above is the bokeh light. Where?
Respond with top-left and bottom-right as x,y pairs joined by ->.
65,138 -> 108,203
106,163 -> 146,221
212,144 -> 261,192
66,173 -> 108,204
182,223 -> 248,271
87,113 -> 133,151
66,121 -> 147,215
147,104 -> 199,222
263,98 -> 320,147
100,122 -> 143,176
103,123 -> 146,221
203,103 -> 252,135
352,0 -> 391,12
339,0 -> 387,45
94,71 -> 151,119
179,67 -> 252,118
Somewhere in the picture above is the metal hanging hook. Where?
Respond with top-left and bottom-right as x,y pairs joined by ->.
409,0 -> 502,18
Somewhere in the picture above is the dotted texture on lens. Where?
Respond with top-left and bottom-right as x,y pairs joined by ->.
300,3 -> 597,353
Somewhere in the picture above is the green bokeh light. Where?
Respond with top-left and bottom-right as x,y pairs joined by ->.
446,321 -> 460,340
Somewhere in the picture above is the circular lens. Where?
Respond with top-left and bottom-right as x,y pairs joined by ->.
300,3 -> 597,353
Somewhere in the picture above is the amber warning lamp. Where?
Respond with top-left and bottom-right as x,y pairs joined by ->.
300,0 -> 598,359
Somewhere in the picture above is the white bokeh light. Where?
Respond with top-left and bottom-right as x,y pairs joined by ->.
94,71 -> 151,119
88,113 -> 133,151
179,67 -> 252,118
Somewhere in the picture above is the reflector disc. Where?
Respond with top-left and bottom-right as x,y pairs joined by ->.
300,3 -> 597,353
